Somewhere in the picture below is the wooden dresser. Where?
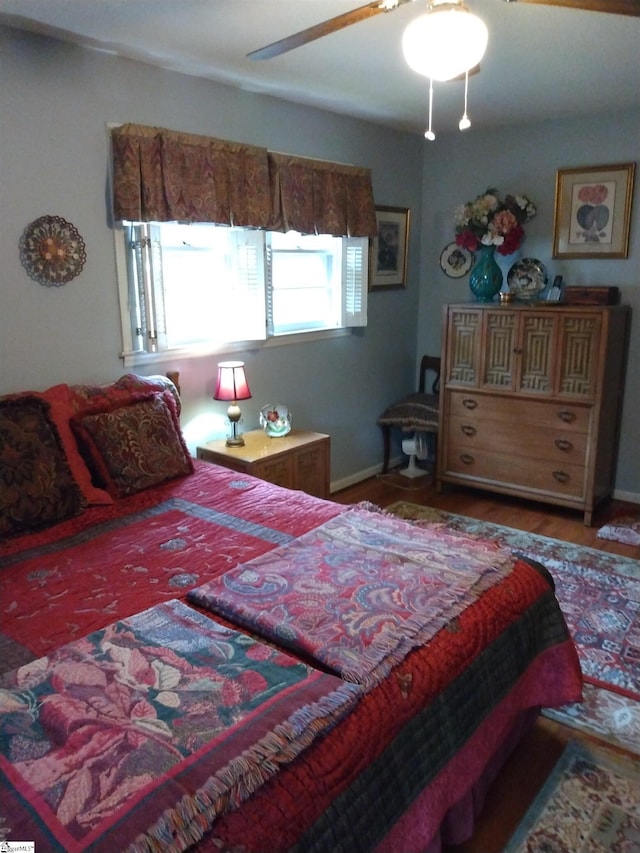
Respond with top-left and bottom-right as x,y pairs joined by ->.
436,302 -> 630,524
197,429 -> 330,499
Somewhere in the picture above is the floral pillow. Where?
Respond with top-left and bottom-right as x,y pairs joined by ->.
0,396 -> 86,538
72,391 -> 194,498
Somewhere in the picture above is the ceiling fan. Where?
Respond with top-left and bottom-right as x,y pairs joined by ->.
248,0 -> 640,61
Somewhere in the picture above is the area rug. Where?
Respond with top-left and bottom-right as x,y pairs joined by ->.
385,502 -> 640,753
504,741 -> 640,852
598,514 -> 640,546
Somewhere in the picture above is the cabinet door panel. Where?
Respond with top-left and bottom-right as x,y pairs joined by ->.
446,309 -> 482,386
519,313 -> 557,394
254,458 -> 294,489
294,447 -> 329,498
558,313 -> 601,399
482,310 -> 516,389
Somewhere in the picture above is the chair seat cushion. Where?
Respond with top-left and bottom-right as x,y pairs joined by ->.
377,392 -> 439,431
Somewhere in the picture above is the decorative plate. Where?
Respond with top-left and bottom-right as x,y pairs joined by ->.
439,242 -> 474,279
19,215 -> 87,287
507,258 -> 548,300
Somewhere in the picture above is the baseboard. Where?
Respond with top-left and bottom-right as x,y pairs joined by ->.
330,461 -> 392,494
612,488 -> 640,506
331,464 -> 640,509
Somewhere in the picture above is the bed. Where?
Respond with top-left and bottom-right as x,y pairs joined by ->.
0,373 -> 582,853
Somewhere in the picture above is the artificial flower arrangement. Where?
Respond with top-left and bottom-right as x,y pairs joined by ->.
454,188 -> 536,256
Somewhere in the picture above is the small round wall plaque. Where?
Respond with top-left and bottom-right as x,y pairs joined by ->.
19,215 -> 87,287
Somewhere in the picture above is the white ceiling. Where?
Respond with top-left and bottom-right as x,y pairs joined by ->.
2,0 -> 639,136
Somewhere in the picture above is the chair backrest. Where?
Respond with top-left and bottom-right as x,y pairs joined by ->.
418,355 -> 441,395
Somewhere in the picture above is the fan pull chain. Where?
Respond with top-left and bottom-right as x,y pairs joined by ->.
424,77 -> 436,141
459,69 -> 471,131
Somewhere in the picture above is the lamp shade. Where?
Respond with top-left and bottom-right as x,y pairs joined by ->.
402,3 -> 488,82
214,361 -> 252,402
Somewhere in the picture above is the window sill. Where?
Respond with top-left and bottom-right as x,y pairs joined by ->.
121,328 -> 351,369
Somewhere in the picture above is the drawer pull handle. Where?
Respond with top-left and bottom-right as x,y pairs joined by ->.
553,470 -> 570,483
555,438 -> 573,452
461,425 -> 477,436
462,399 -> 478,410
557,410 -> 576,423
460,453 -> 474,465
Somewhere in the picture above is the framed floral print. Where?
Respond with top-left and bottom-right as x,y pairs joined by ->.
369,206 -> 410,289
552,163 -> 635,259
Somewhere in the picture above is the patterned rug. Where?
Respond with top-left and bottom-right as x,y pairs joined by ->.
386,502 -> 640,753
504,741 -> 640,852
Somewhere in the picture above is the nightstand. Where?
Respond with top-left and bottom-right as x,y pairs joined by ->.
197,429 -> 330,499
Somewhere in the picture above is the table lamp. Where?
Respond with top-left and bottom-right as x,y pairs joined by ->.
214,361 -> 252,446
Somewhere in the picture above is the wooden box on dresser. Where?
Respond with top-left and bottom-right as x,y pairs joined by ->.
436,302 -> 631,525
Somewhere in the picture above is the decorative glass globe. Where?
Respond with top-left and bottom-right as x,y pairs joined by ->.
260,404 -> 292,437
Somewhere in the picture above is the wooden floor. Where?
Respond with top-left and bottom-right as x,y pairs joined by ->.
332,471 -> 640,853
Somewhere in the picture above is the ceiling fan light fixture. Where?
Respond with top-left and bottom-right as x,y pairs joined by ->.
402,2 -> 488,81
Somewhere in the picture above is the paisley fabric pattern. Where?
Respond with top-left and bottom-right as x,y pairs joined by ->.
111,123 -> 378,237
0,599 -> 360,853
69,372 -> 181,416
387,501 -> 640,702
73,391 -> 193,497
0,396 -> 85,537
190,507 -> 515,687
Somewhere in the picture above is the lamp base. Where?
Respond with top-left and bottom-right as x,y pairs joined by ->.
225,435 -> 245,447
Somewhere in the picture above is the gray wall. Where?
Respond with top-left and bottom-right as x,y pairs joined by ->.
0,27 -> 423,488
1,26 -> 638,500
418,114 -> 640,500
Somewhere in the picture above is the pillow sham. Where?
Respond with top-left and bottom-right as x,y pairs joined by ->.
0,396 -> 86,538
69,373 -> 181,417
72,391 -> 194,498
40,384 -> 113,505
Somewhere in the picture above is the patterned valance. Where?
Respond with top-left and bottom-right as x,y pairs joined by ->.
111,124 -> 271,227
111,124 -> 377,237
268,152 -> 377,237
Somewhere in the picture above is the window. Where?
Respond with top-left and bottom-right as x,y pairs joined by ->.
116,222 -> 368,362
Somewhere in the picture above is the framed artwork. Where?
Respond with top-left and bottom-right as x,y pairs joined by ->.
369,206 -> 410,289
552,163 -> 635,259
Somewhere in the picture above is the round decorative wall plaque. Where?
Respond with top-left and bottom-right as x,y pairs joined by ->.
19,215 -> 87,287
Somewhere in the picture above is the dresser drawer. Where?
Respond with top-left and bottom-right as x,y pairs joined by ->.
448,415 -> 588,465
444,446 -> 586,499
447,391 -> 591,433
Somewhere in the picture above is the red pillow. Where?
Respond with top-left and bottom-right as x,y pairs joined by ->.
72,391 -> 194,498
40,384 -> 113,505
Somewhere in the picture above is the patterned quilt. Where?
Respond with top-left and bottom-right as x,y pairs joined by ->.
0,599 -> 360,853
0,462 -> 583,852
0,462 -> 342,670
189,508 -> 516,687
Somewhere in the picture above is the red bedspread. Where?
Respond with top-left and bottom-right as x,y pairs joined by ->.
0,461 -> 342,668
0,462 -> 583,852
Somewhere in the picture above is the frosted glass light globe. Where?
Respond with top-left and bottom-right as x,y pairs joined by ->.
402,4 -> 488,82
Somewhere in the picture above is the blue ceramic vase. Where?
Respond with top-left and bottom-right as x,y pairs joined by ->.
468,245 -> 503,303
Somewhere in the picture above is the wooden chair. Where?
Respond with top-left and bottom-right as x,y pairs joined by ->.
377,355 -> 441,475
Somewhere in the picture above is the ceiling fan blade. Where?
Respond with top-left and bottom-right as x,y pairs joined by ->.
508,0 -> 640,16
248,1 -> 410,60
